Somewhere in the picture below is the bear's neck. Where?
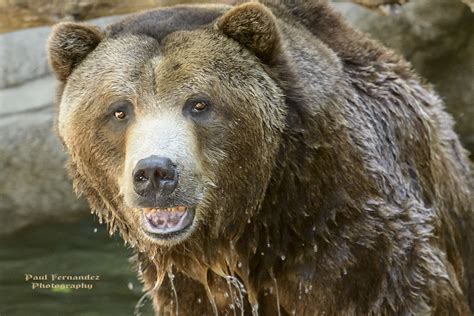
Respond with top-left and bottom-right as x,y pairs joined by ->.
228,95 -> 376,293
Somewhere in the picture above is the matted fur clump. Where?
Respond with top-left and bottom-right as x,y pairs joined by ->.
48,0 -> 473,314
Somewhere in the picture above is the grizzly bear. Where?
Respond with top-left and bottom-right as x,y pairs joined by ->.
47,0 -> 473,315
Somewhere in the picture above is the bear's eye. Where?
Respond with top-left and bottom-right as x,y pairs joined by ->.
114,110 -> 127,120
192,101 -> 208,113
183,96 -> 212,120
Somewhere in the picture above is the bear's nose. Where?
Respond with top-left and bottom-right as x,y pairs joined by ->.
132,156 -> 178,197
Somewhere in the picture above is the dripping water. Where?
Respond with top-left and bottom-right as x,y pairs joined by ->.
251,303 -> 259,316
168,269 -> 179,316
270,270 -> 281,316
137,261 -> 143,278
226,275 -> 246,316
133,291 -> 150,316
226,278 -> 238,316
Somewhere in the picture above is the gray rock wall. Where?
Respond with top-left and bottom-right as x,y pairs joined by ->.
0,1 -> 472,235
334,0 -> 474,155
0,17 -> 121,235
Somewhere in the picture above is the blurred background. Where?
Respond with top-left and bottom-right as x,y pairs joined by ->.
0,0 -> 472,315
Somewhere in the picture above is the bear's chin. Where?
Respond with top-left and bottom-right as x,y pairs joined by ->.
139,206 -> 197,245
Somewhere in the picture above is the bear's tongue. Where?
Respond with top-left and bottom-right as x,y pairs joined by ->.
143,207 -> 190,233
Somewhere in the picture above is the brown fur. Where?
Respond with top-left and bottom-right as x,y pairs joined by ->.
48,1 -> 473,315
48,22 -> 104,82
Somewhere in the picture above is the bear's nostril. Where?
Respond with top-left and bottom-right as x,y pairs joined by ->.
157,169 -> 175,181
134,170 -> 148,183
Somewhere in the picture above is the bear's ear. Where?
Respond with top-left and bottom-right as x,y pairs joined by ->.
215,3 -> 281,64
47,22 -> 104,82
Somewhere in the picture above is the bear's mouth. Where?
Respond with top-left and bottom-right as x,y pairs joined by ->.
141,206 -> 195,239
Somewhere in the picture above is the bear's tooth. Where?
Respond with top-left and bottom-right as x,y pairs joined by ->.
143,208 -> 155,215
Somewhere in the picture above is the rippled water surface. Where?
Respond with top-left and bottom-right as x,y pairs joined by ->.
0,216 -> 154,315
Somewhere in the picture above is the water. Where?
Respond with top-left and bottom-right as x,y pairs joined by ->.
225,275 -> 245,316
0,216 -> 154,315
270,271 -> 281,316
167,269 -> 179,316
225,278 -> 237,316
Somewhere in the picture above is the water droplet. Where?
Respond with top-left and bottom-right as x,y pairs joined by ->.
128,282 -> 134,290
313,245 -> 318,252
281,255 -> 286,261
167,269 -> 179,315
224,292 -> 229,298
247,219 -> 251,223
260,252 -> 264,256
270,271 -> 282,316
237,262 -> 242,268
134,291 -> 150,316
252,303 -> 259,316
93,228 -> 98,233
197,298 -> 202,304
312,226 -> 316,232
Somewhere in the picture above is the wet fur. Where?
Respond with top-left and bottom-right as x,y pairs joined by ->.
48,1 -> 473,315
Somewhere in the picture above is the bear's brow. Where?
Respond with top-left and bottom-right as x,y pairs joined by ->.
106,6 -> 228,42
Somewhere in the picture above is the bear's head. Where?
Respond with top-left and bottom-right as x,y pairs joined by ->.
47,3 -> 301,254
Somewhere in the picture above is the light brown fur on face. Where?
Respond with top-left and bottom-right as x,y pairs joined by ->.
48,1 -> 473,315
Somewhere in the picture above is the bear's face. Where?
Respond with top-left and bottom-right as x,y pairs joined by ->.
49,4 -> 287,247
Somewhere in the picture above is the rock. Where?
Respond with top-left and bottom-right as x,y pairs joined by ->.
0,15 -> 122,89
0,98 -> 87,236
0,27 -> 51,89
0,16 -> 123,235
0,0 -> 228,34
333,0 -> 474,157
